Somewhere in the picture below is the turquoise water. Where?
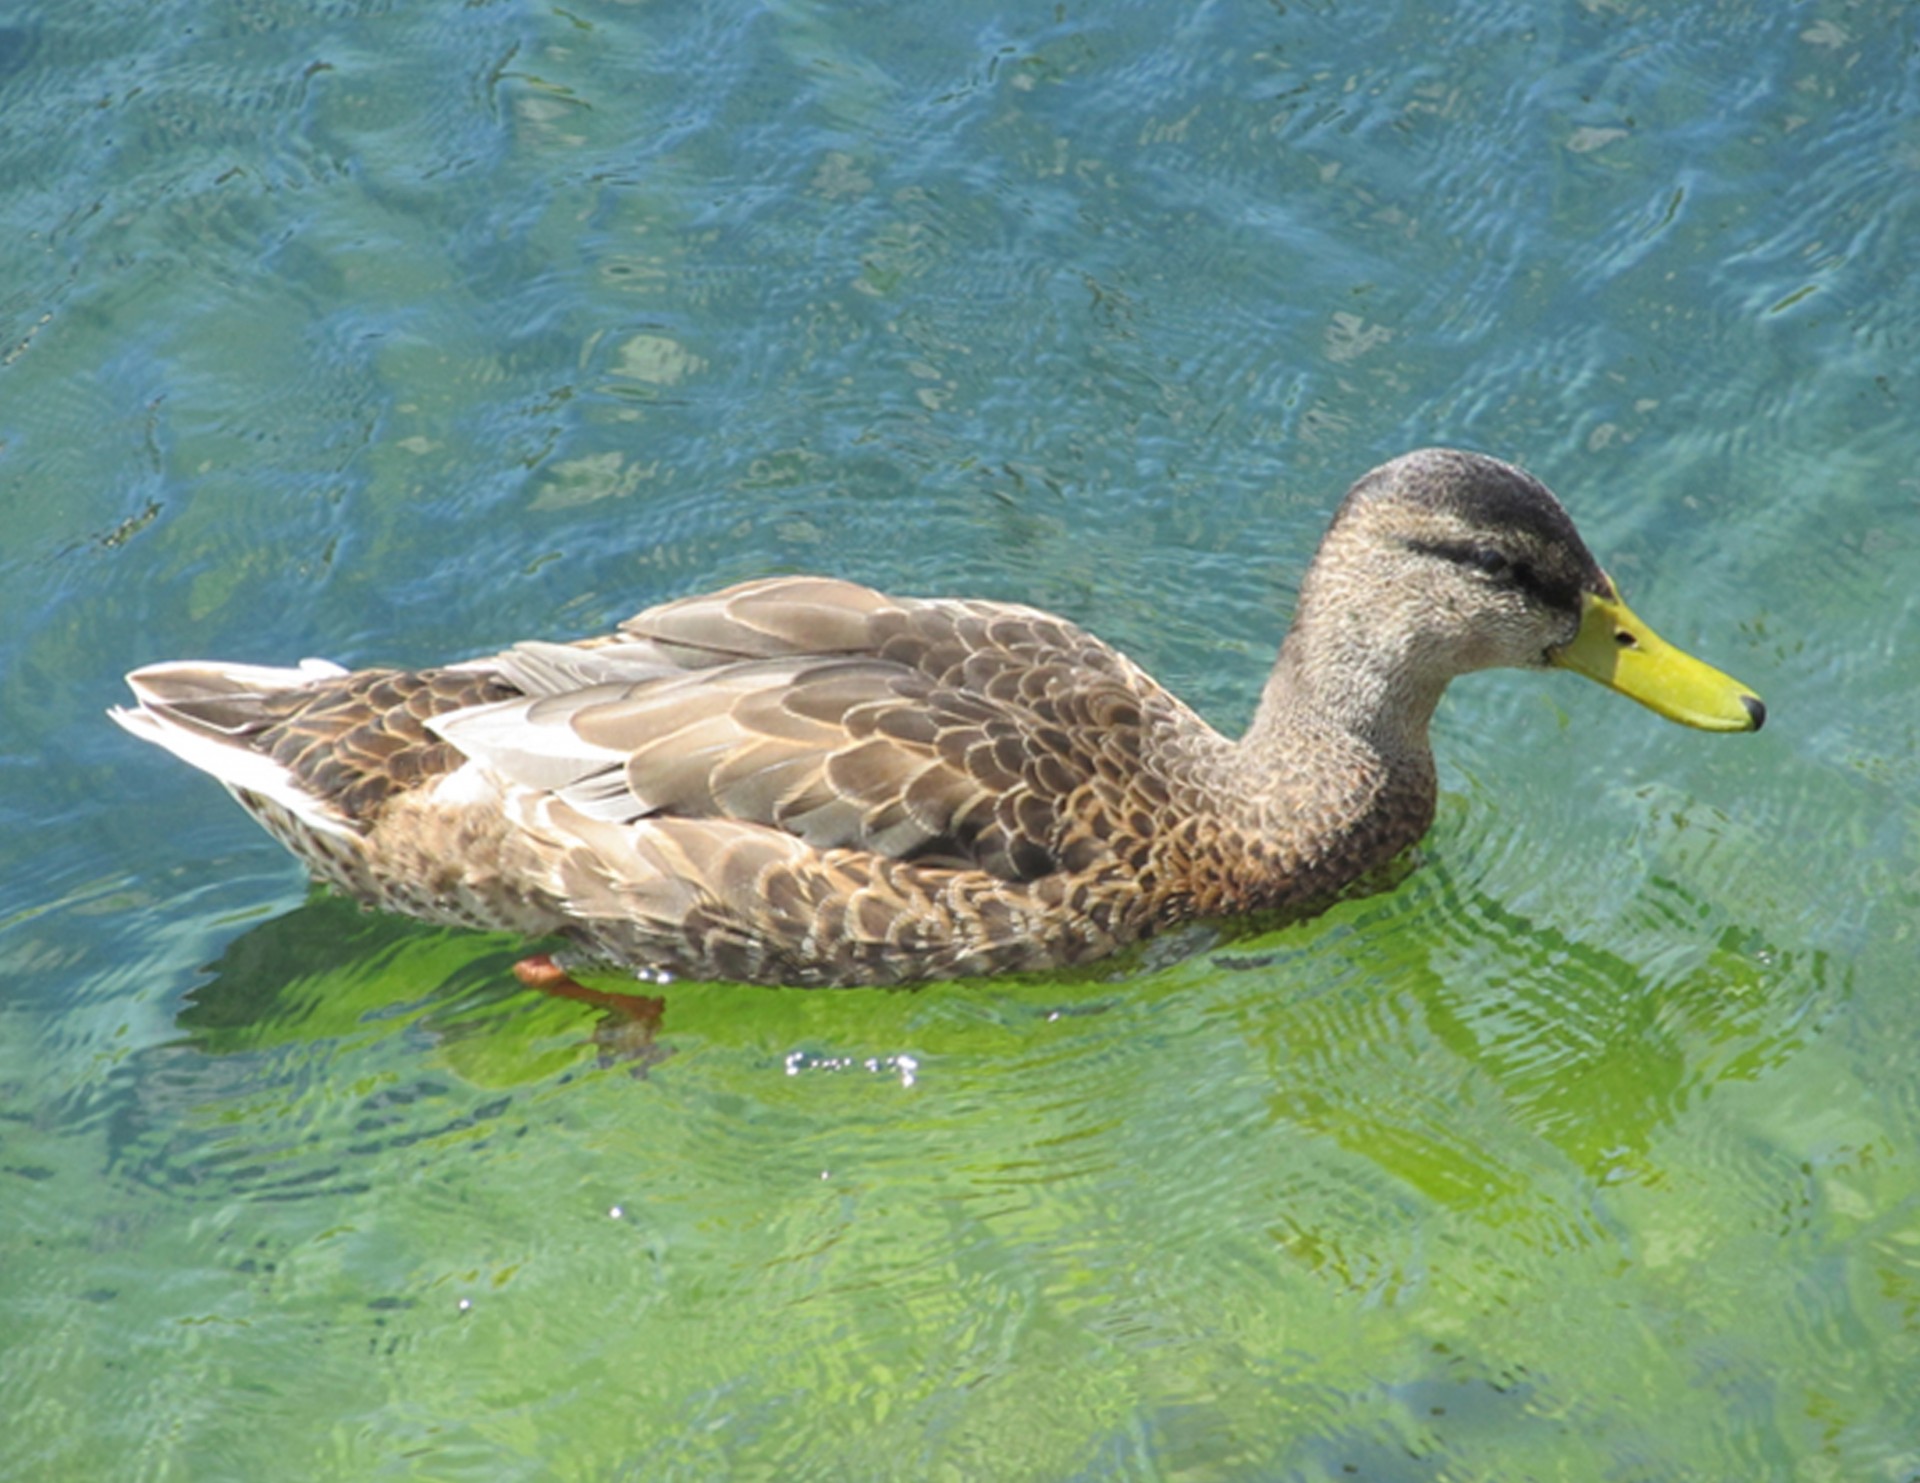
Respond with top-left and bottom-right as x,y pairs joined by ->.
4,0 -> 1917,1477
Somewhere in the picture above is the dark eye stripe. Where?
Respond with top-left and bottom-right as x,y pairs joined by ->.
1403,538 -> 1580,612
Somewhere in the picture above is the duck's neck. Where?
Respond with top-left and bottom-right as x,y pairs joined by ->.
1245,616 -> 1449,764
1214,608 -> 1445,906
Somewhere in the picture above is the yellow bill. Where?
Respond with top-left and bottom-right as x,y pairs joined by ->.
1550,586 -> 1765,732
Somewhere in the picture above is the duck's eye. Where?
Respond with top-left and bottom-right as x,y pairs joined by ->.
1462,546 -> 1512,580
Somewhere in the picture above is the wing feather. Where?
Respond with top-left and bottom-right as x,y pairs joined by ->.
425,578 -> 1202,883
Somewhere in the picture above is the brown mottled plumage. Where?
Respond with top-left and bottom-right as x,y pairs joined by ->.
111,449 -> 1764,986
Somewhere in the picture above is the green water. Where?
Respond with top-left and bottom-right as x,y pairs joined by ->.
4,0 -> 1917,1477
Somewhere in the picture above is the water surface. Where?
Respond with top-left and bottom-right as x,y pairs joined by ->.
4,1 -> 1917,1478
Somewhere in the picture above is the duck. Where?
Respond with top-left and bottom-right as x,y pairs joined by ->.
111,448 -> 1764,988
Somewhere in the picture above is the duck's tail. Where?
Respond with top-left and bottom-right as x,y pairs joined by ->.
110,658 -> 360,839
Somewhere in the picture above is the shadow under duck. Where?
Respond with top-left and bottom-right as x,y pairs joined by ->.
112,448 -> 1764,987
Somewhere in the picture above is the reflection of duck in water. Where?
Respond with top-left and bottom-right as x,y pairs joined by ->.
113,448 -> 1763,988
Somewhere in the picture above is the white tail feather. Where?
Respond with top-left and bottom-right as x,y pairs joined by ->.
110,658 -> 359,839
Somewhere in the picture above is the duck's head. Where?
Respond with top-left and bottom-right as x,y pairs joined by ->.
1284,447 -> 1764,736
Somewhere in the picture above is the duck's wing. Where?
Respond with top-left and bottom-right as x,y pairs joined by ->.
434,576 -> 1188,884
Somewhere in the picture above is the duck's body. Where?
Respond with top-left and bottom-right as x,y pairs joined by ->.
113,449 -> 1763,986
